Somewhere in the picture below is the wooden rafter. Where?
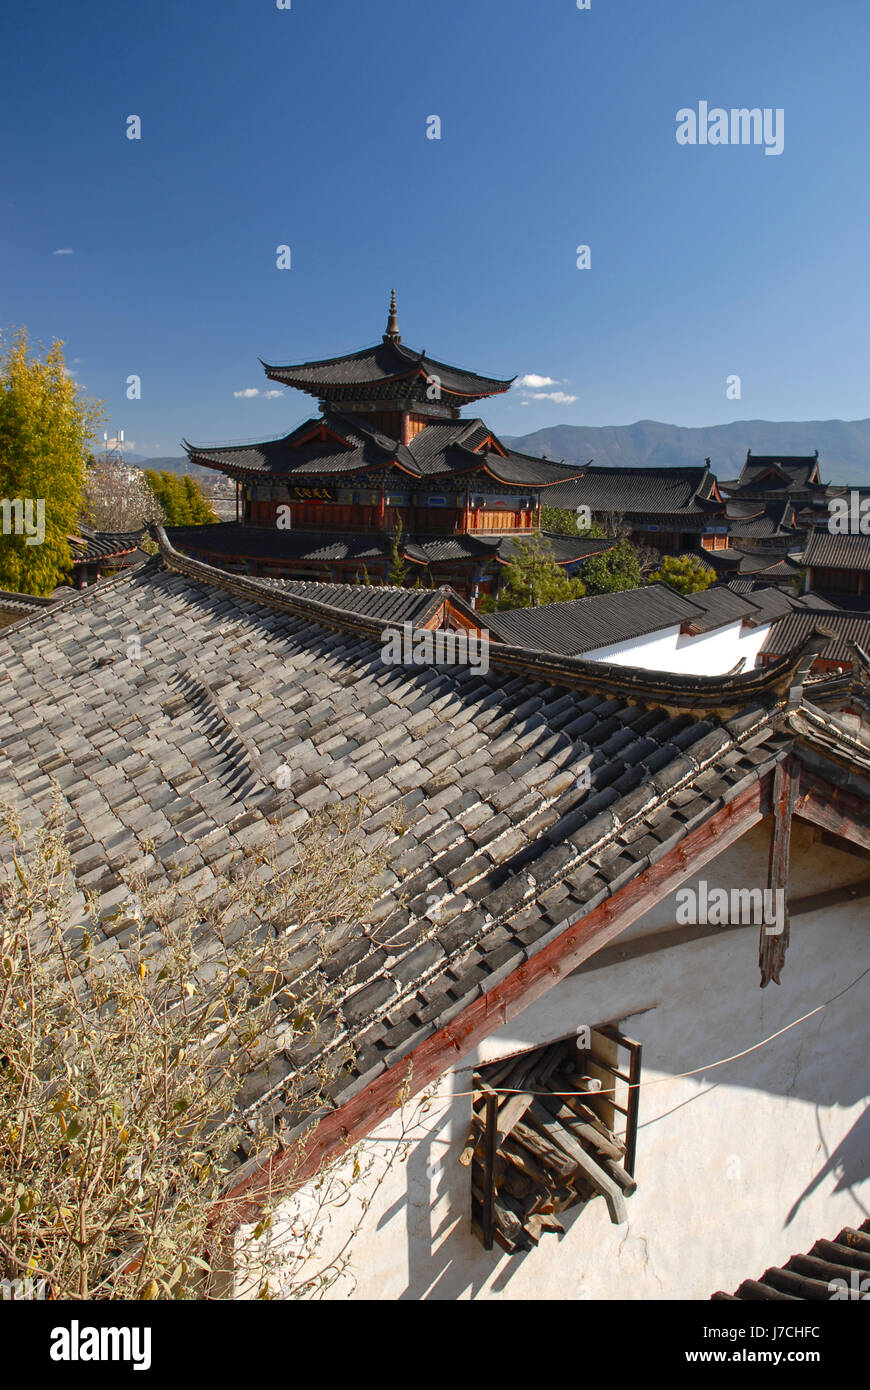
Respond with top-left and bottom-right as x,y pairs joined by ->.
760,756 -> 799,987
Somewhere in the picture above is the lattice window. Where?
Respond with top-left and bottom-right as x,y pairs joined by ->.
465,1025 -> 642,1254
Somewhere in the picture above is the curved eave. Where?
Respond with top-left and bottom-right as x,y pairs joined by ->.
71,545 -> 139,562
260,357 -> 514,401
480,462 -> 578,488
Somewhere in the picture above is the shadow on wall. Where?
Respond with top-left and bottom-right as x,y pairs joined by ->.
384,955 -> 869,1299
786,1105 -> 870,1227
386,1068 -> 595,1302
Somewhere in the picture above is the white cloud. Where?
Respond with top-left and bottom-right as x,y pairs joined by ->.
530,391 -> 577,404
52,248 -> 74,256
263,389 -> 283,399
234,387 -> 261,398
515,373 -> 559,389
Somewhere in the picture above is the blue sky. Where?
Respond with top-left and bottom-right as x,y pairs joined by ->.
2,0 -> 868,456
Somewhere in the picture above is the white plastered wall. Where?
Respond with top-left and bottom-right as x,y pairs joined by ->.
238,820 -> 870,1301
583,619 -> 772,676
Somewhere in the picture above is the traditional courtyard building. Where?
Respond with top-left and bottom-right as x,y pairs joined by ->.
484,582 -> 796,676
2,528 -> 868,1300
170,295 -> 607,601
802,529 -> 870,603
721,451 -> 835,533
546,460 -> 728,553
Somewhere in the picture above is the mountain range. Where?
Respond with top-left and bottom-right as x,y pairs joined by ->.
504,418 -> 870,484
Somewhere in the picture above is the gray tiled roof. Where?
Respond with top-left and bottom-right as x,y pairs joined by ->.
737,453 -> 822,492
494,532 -> 614,566
484,584 -> 701,654
688,584 -> 794,630
261,339 -> 513,401
484,584 -> 799,656
0,533 -> 837,1159
251,579 -> 473,627
69,528 -> 147,562
713,1219 -> 870,1301
803,529 -> 870,571
186,410 -> 574,489
167,523 -> 395,564
546,464 -> 716,515
166,524 -> 610,572
185,414 -> 399,477
478,450 -> 581,488
725,500 -> 799,538
761,609 -> 870,665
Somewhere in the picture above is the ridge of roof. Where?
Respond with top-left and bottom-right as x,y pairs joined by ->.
148,528 -> 831,714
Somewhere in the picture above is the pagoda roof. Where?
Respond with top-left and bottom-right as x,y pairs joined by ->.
260,338 -> 513,404
185,412 -> 578,488
185,414 -> 400,478
735,452 -> 823,492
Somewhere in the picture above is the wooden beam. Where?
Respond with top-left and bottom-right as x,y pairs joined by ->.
219,772 -> 771,1225
481,1091 -> 498,1251
795,767 -> 870,854
816,829 -> 870,863
760,756 -> 798,987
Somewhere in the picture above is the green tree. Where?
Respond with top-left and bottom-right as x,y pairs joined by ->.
387,520 -> 408,587
580,539 -> 642,595
144,470 -> 217,526
540,506 -> 605,538
0,331 -> 102,594
181,474 -> 218,524
650,553 -> 716,595
488,535 -> 587,609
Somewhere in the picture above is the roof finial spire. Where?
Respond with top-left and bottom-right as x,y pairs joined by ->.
384,289 -> 401,344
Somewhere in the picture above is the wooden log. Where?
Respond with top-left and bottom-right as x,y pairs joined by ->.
535,1093 -> 624,1159
559,1069 -> 605,1093
501,1168 -> 534,1201
493,1197 -> 525,1247
494,1091 -> 536,1147
458,1114 -> 483,1166
527,1212 -> 565,1241
525,1042 -> 571,1090
510,1121 -> 577,1182
602,1157 -> 637,1195
498,1046 -> 548,1093
527,1102 -> 627,1224
551,1081 -> 625,1151
500,1138 -> 550,1187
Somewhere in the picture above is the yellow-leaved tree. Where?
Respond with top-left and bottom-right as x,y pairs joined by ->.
0,330 -> 102,594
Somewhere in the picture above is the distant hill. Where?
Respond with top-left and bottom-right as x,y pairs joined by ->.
504,419 -> 870,485
139,455 -> 215,483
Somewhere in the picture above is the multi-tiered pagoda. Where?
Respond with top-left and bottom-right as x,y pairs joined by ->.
169,295 -> 608,600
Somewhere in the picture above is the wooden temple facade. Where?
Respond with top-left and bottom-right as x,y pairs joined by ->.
172,295 -> 591,600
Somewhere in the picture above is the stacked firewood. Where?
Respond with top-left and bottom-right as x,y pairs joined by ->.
465,1038 -> 636,1255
